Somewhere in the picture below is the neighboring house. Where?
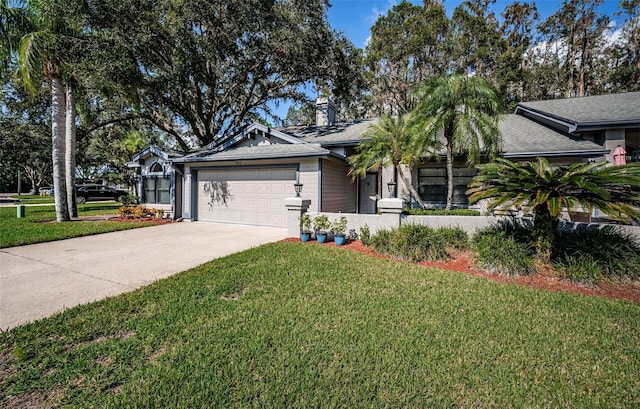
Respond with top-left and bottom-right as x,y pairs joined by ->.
127,146 -> 187,216
130,93 -> 638,225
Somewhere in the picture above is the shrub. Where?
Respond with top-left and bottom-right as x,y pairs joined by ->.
117,205 -> 164,220
473,224 -> 535,277
553,226 -> 640,282
369,229 -> 392,255
331,216 -> 348,235
299,214 -> 312,233
360,224 -> 371,246
313,214 -> 331,233
367,224 -> 467,262
404,208 -> 481,216
119,195 -> 139,206
432,226 -> 469,251
553,255 -> 604,284
390,224 -> 438,262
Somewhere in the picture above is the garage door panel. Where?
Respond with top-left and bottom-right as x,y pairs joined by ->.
197,168 -> 295,227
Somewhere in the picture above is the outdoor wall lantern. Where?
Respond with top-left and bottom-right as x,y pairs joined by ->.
387,181 -> 397,198
294,183 -> 303,197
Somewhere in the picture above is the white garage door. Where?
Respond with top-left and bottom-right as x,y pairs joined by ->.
197,167 -> 296,227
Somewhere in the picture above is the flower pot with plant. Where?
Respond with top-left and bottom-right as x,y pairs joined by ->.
331,215 -> 348,245
299,213 -> 313,242
313,214 -> 331,243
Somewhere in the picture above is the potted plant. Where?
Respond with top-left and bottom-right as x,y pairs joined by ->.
331,215 -> 348,246
299,213 -> 313,242
313,214 -> 331,243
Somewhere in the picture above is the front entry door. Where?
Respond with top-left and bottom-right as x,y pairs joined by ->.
358,173 -> 378,214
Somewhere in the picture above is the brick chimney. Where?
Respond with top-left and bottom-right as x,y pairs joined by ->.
316,97 -> 336,126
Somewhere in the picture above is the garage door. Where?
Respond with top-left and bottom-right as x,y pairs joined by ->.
197,168 -> 296,227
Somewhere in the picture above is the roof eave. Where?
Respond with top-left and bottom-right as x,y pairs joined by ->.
501,149 -> 609,159
514,106 -> 578,132
573,120 -> 640,132
174,151 -> 331,163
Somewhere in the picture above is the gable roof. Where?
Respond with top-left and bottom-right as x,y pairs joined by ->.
128,145 -> 187,168
515,92 -> 640,132
499,114 -> 608,158
173,143 -> 333,163
207,122 -> 303,152
277,118 -> 378,147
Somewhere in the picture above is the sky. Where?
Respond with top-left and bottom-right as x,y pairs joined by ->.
327,0 -> 624,49
269,0 -> 625,121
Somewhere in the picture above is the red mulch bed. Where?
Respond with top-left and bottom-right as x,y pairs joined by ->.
281,238 -> 640,304
106,216 -> 174,225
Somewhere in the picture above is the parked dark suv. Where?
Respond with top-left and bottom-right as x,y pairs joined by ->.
76,184 -> 129,204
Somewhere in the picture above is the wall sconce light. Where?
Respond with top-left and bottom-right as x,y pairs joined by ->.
294,183 -> 303,197
387,181 -> 397,198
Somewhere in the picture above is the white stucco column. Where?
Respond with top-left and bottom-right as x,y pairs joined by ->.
285,197 -> 311,238
377,198 -> 403,229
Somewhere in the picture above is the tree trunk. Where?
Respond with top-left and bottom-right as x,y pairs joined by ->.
533,203 -> 557,262
396,165 -> 427,209
445,136 -> 454,210
51,73 -> 70,222
65,81 -> 77,217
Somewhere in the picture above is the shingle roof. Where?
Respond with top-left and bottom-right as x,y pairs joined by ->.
517,92 -> 640,130
277,118 -> 379,146
173,143 -> 331,163
499,114 -> 608,158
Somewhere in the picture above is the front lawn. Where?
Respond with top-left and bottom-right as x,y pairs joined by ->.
1,243 -> 638,408
0,204 -> 155,248
10,195 -> 55,205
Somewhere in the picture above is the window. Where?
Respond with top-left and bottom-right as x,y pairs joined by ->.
418,167 -> 477,206
143,176 -> 170,204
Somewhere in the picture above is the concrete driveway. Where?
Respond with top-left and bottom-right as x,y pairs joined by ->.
0,222 -> 286,330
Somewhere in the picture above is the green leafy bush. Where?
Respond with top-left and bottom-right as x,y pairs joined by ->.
120,195 -> 139,206
473,223 -> 535,277
368,224 -> 468,262
553,226 -> 640,283
360,224 -> 371,246
313,214 -> 331,233
404,209 -> 481,216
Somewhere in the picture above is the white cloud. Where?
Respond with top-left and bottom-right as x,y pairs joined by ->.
367,0 -> 399,25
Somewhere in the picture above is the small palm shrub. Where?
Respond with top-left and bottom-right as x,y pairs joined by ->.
553,226 -> 640,283
368,224 -> 468,262
473,222 -> 535,277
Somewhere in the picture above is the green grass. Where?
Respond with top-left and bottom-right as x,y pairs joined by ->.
9,195 -> 55,204
1,243 -> 638,408
0,204 -> 155,248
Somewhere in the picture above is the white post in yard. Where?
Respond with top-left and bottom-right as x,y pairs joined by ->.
285,197 -> 311,238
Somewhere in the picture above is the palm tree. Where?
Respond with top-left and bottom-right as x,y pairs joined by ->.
1,0 -> 79,221
467,158 -> 640,259
411,74 -> 502,210
65,77 -> 77,217
349,114 -> 429,209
